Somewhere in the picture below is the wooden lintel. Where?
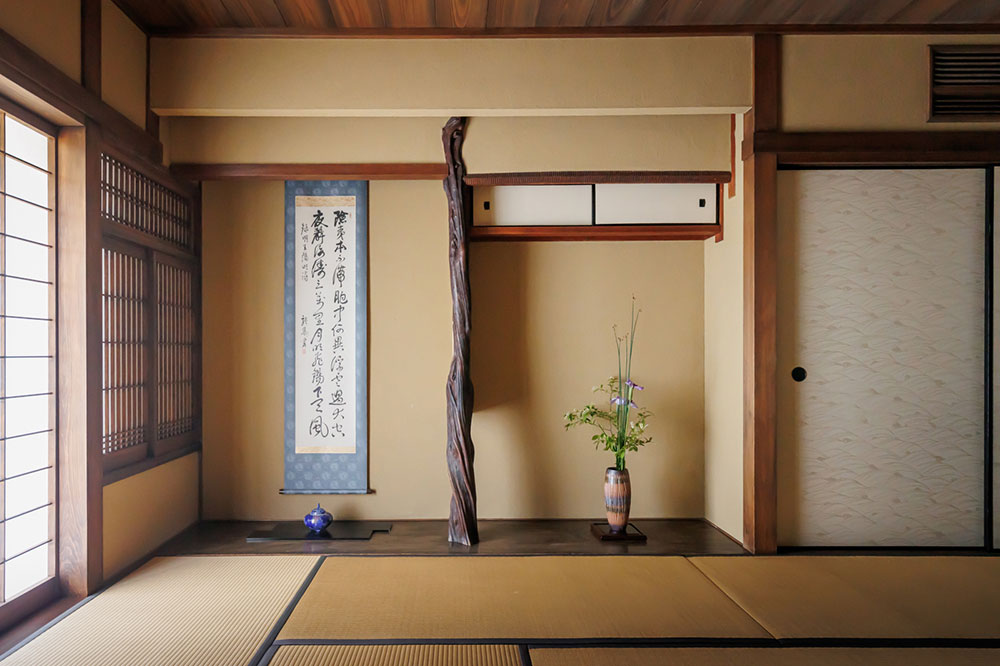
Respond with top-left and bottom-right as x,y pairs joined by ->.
470,224 -> 720,242
170,162 -> 448,181
464,171 -> 731,186
752,130 -> 1000,165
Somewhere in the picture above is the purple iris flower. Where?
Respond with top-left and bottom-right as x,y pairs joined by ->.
611,396 -> 625,406
625,379 -> 644,391
629,401 -> 638,408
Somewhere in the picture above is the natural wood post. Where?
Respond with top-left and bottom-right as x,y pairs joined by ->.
442,116 -> 478,546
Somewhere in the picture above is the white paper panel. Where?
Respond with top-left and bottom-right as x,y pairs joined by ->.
777,169 -> 985,547
472,185 -> 591,226
995,166 -> 1000,550
293,196 -> 357,454
595,183 -> 716,225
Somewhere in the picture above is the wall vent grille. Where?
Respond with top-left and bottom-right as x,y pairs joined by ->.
930,45 -> 1000,121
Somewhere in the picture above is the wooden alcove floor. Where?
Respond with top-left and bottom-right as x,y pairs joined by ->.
155,519 -> 747,557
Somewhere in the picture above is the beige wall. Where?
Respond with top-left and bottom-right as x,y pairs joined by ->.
150,37 -> 751,117
103,453 -> 200,577
702,116 -> 744,541
202,179 -> 453,520
166,116 -> 447,164
101,0 -> 146,127
783,34 -> 1000,131
472,242 -> 705,519
464,115 -> 730,172
165,115 -> 732,172
0,0 -> 81,82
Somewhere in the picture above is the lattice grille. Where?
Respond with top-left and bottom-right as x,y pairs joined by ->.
101,153 -> 192,249
101,247 -> 148,455
157,261 -> 196,440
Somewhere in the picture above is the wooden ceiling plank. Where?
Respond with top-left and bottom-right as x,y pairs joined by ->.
220,0 -> 286,27
486,0 -> 541,28
823,0 -> 912,24
113,0 -> 1000,32
932,0 -> 1000,23
328,0 -> 388,28
113,0 -> 192,28
585,0 -> 662,26
381,0 -> 436,28
434,0 -> 488,28
533,0 -> 596,28
273,0 -> 337,28
179,0 -> 238,27
883,0 -> 986,23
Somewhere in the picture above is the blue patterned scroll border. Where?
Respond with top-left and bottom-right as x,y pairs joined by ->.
282,181 -> 369,494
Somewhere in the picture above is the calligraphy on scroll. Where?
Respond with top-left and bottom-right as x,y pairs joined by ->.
294,195 -> 357,454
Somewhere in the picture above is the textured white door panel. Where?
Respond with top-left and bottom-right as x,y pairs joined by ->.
995,167 -> 1000,550
777,169 -> 986,547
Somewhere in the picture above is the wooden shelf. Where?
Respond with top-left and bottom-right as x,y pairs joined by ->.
469,224 -> 721,242
464,170 -> 731,186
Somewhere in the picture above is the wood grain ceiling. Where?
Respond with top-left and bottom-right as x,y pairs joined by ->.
113,0 -> 1000,36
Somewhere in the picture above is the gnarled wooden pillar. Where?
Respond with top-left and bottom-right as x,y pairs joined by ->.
443,117 -> 479,545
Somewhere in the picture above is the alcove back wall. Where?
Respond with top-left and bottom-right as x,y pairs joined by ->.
200,177 -> 706,520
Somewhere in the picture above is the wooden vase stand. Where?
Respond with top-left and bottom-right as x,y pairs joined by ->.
590,522 -> 648,542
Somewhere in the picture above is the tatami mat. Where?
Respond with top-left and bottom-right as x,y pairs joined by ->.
689,556 -> 1000,639
277,556 -> 770,640
529,647 -> 1000,665
268,644 -> 521,666
2,555 -> 319,666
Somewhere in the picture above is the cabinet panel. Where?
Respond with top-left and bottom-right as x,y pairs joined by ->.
595,183 -> 716,225
472,185 -> 591,227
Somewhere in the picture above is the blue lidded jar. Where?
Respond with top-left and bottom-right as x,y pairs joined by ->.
304,504 -> 332,532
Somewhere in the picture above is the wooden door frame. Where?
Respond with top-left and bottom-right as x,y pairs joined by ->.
744,34 -> 1000,553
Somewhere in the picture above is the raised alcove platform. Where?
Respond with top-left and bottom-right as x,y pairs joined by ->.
156,519 -> 745,557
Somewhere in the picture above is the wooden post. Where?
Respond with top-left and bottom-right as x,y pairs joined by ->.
442,117 -> 478,546
743,35 -> 780,554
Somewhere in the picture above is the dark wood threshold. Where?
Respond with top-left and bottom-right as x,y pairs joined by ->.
102,442 -> 202,486
170,162 -> 448,181
0,592 -> 81,658
470,224 -> 720,242
465,171 -> 731,186
155,518 -> 748,557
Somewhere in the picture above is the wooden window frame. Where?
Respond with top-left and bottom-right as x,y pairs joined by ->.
0,102 -> 61,631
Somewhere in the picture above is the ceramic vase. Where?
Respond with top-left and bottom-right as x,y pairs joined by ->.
604,467 -> 631,533
304,503 -> 333,532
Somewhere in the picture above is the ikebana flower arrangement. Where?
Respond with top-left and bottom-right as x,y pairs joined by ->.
564,301 -> 652,533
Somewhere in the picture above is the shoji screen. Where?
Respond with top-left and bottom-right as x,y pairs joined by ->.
777,169 -> 986,547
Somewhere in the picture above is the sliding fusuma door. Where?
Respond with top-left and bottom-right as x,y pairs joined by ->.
777,168 -> 987,547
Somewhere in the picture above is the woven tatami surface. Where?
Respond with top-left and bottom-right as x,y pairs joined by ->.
2,555 -> 318,666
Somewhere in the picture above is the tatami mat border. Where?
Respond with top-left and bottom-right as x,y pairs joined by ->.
266,637 -> 1000,651
247,557 -> 326,666
258,640 -> 1000,666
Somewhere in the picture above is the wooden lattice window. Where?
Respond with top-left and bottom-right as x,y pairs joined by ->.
155,257 -> 198,450
100,242 -> 148,469
100,150 -> 200,474
101,153 -> 192,250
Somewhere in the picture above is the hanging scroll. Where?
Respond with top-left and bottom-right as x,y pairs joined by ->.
283,181 -> 368,494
